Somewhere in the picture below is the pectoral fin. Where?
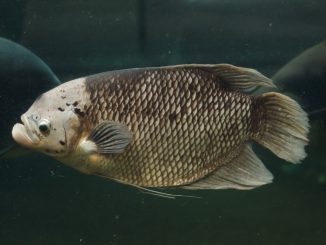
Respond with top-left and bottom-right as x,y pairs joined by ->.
80,121 -> 132,154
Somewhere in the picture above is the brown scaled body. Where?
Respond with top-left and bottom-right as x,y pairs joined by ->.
81,65 -> 278,187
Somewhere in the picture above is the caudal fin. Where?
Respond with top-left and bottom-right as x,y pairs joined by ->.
255,92 -> 309,163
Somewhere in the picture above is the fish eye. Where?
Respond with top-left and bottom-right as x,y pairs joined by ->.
38,119 -> 51,133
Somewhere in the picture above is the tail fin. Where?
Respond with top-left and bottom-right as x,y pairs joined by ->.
254,92 -> 309,163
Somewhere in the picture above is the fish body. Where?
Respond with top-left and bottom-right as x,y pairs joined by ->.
12,64 -> 309,190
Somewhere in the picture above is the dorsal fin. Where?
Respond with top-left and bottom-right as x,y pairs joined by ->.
169,64 -> 276,93
183,144 -> 273,190
203,64 -> 276,93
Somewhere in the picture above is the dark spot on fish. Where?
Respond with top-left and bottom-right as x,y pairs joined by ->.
58,107 -> 65,112
73,101 -> 78,107
123,104 -> 131,114
224,100 -> 232,109
180,105 -> 187,114
74,108 -> 85,117
55,150 -> 59,154
59,140 -> 65,146
169,112 -> 177,122
61,95 -> 66,99
188,83 -> 196,92
66,103 -> 71,106
53,128 -> 57,131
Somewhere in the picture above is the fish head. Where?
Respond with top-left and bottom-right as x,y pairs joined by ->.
12,82 -> 85,157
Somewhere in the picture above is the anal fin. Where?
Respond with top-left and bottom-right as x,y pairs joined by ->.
183,144 -> 273,190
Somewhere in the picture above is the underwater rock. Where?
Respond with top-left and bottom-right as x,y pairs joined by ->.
0,37 -> 60,157
272,39 -> 326,120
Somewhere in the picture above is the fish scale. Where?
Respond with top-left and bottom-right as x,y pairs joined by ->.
84,67 -> 252,186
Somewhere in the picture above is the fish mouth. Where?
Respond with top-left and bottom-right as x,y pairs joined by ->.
12,115 -> 40,148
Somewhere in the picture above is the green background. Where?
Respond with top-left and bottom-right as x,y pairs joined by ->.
0,1 -> 326,244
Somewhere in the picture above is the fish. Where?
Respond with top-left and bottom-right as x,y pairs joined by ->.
0,37 -> 61,158
12,64 -> 309,190
272,39 -> 326,120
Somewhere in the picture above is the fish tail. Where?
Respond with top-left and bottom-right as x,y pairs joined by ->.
253,92 -> 309,163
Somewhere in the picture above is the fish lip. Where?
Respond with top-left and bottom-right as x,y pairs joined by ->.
12,115 -> 40,147
12,123 -> 34,148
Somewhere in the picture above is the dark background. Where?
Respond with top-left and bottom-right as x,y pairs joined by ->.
0,0 -> 326,244
1,0 -> 325,79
